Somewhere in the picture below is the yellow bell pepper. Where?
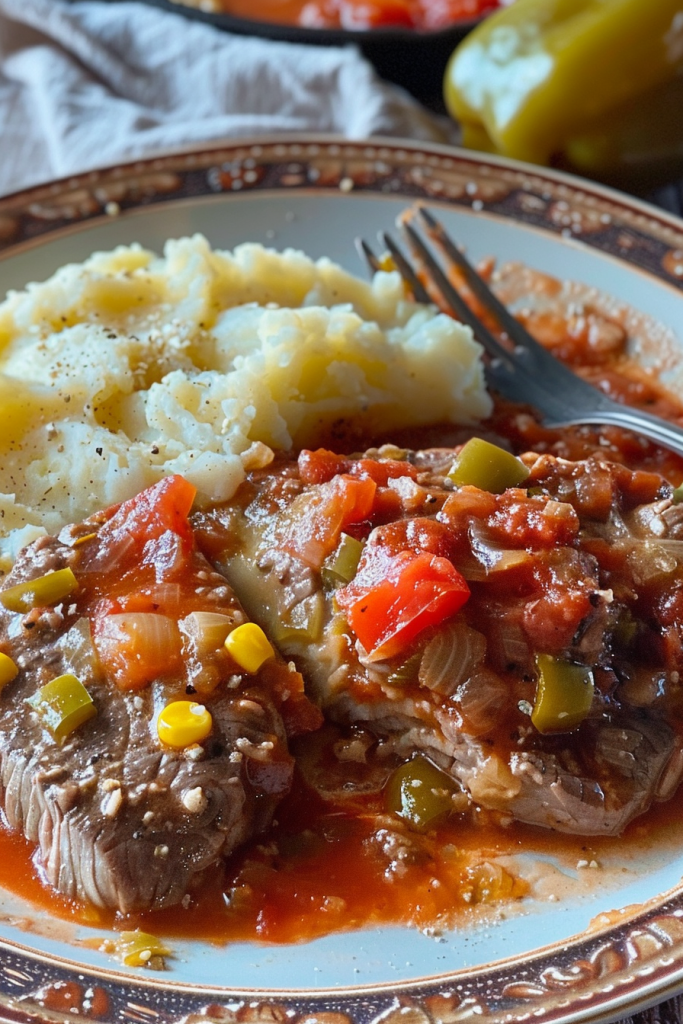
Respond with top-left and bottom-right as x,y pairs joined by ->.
26,674 -> 97,744
444,0 -> 683,180
0,567 -> 78,614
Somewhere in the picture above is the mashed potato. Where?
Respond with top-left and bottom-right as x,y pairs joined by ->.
0,235 -> 490,567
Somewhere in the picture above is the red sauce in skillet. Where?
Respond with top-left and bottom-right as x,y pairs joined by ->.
211,0 -> 500,31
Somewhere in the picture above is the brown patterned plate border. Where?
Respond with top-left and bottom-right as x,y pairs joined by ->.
1,135 -> 683,1024
2,137 -> 683,288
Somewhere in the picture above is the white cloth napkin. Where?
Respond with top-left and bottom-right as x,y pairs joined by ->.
0,0 -> 459,197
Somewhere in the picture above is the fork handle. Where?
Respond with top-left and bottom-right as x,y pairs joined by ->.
555,406 -> 683,461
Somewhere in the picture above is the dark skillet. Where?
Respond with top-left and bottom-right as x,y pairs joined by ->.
88,0 -> 483,104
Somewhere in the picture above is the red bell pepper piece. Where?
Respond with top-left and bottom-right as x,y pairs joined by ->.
336,546 -> 470,661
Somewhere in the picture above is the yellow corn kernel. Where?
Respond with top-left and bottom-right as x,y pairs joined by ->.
225,622 -> 274,674
0,566 -> 78,614
0,653 -> 18,689
157,701 -> 212,749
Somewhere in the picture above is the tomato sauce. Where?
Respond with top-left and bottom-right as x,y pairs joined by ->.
2,270 -> 683,953
1,757 -> 682,946
212,0 -> 500,31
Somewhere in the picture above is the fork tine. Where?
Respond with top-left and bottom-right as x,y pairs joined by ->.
355,237 -> 382,274
408,208 -> 619,408
413,207 -> 574,381
398,222 -> 516,369
356,235 -> 432,304
356,211 -> 683,458
378,233 -> 431,304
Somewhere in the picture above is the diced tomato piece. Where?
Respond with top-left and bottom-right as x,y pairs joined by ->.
337,547 -> 470,661
489,494 -> 580,549
92,611 -> 183,691
101,475 -> 197,549
351,459 -> 418,486
614,465 -> 666,509
298,449 -> 350,485
371,487 -> 404,522
92,593 -> 161,617
371,517 -> 455,561
298,449 -> 417,487
438,486 -> 498,531
523,588 -> 593,654
338,0 -> 414,28
281,474 -> 376,568
418,0 -> 499,29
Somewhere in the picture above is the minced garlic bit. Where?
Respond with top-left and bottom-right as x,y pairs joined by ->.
102,788 -> 123,819
182,786 -> 208,814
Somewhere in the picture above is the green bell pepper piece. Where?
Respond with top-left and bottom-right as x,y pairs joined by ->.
449,437 -> 529,493
531,653 -> 594,734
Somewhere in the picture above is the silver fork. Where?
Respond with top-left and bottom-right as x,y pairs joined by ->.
357,206 -> 683,459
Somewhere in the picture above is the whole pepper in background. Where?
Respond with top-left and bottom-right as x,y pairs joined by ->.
444,0 -> 683,187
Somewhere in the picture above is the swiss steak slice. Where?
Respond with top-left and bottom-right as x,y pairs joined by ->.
0,476 -> 317,913
196,445 -> 683,837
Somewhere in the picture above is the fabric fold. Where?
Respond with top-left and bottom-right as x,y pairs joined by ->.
0,0 -> 459,196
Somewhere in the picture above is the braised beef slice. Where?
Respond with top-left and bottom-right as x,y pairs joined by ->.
0,536 -> 293,913
199,447 -> 682,838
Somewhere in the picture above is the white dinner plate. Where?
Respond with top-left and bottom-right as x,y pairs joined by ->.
1,135 -> 683,1024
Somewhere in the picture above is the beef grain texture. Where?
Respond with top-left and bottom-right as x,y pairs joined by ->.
0,536 -> 292,913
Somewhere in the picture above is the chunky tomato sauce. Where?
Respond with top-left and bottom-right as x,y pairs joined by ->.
2,268 -> 683,955
211,0 -> 500,31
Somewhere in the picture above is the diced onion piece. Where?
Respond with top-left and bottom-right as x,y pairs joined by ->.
116,930 -> 172,968
657,539 -> 683,558
456,668 -> 510,736
56,617 -> 99,680
0,653 -> 18,690
418,620 -> 486,696
531,654 -> 594,734
225,622 -> 275,674
627,540 -> 678,584
0,567 -> 77,614
26,673 -> 96,744
179,611 -> 234,657
448,438 -> 529,494
469,521 -> 531,575
384,754 -> 462,833
157,701 -> 212,749
93,613 -> 182,691
494,618 -> 530,670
